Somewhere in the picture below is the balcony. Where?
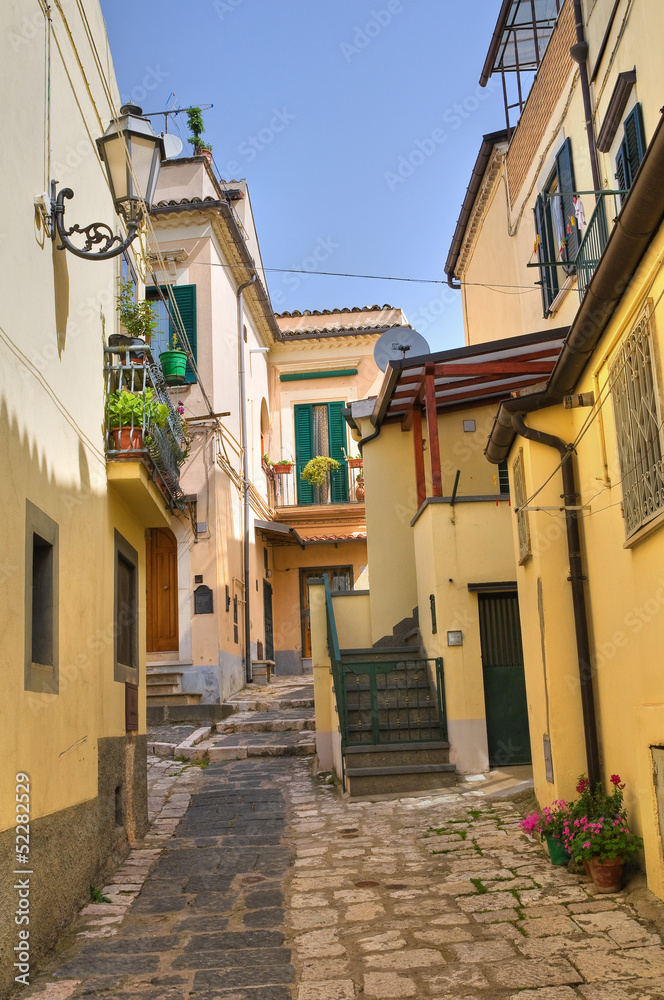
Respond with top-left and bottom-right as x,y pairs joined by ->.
268,459 -> 364,509
104,346 -> 188,514
575,191 -> 626,300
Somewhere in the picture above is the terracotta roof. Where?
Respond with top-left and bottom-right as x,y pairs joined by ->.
276,305 -> 395,317
299,532 -> 367,543
278,324 -> 406,340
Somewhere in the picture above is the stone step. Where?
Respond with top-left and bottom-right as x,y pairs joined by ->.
344,741 -> 450,769
222,697 -> 315,714
146,692 -> 203,707
146,683 -> 182,697
344,762 -> 457,798
147,704 -> 233,726
206,730 -> 315,761
146,671 -> 184,687
219,711 -> 315,734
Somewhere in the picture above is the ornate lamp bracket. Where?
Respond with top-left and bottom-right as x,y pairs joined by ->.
50,181 -> 141,261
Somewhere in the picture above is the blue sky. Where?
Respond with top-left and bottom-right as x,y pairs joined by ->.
100,0 -> 503,352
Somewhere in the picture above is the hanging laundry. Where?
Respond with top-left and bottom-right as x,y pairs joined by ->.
574,196 -> 586,229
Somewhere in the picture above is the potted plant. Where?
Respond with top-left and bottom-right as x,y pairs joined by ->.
520,799 -> 573,866
159,322 -> 188,386
563,774 -> 642,892
114,279 -> 159,362
347,454 -> 363,469
186,106 -> 213,160
273,458 -> 293,475
107,388 -> 168,452
300,455 -> 340,487
355,473 -> 365,501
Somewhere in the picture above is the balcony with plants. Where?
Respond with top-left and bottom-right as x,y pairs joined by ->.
105,282 -> 189,515
264,453 -> 364,510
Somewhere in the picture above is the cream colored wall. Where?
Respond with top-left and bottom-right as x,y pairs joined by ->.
331,594 -> 372,650
358,418 -> 420,643
270,542 -> 368,658
0,0 -> 155,828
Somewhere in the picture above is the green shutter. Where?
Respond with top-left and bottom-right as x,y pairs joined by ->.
555,138 -> 580,263
328,402 -> 349,502
534,194 -> 556,315
615,141 -> 628,203
623,103 -> 646,188
294,404 -> 314,504
170,285 -> 197,384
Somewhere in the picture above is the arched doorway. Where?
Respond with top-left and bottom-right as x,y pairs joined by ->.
146,527 -> 179,652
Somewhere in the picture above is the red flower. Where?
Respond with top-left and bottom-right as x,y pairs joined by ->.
610,774 -> 621,786
576,778 -> 590,793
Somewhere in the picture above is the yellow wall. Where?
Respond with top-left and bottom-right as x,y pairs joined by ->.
0,0 -> 157,830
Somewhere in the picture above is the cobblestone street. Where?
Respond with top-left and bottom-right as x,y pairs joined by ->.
23,749 -> 664,1000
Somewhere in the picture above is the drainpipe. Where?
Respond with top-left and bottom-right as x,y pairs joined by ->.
571,0 -> 601,195
511,413 -> 600,786
237,274 -> 257,684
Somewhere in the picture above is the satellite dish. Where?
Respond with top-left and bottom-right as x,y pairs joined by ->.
161,132 -> 183,159
373,327 -> 430,372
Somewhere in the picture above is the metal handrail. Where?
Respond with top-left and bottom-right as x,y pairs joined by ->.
575,191 -> 626,300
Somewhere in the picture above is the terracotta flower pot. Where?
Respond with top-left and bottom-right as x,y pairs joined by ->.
588,856 -> 624,893
348,458 -> 363,469
273,463 -> 292,475
111,427 -> 143,453
355,482 -> 365,501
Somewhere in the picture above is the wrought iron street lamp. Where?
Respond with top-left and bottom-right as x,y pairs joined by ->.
50,103 -> 164,260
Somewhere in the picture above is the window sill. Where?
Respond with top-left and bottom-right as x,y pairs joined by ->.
623,506 -> 664,549
547,274 -> 576,316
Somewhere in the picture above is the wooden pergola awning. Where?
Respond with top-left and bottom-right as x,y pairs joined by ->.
374,328 -> 568,429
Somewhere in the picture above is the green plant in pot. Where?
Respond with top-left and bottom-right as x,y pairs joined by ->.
159,321 -> 188,387
114,279 -> 159,360
186,106 -> 213,156
108,388 -> 168,452
300,455 -> 339,503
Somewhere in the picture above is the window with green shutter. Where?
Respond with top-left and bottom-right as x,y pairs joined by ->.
146,284 -> 198,384
616,103 -> 646,205
534,138 -> 579,316
294,401 -> 349,504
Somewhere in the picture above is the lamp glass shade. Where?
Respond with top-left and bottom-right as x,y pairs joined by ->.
96,105 -> 164,220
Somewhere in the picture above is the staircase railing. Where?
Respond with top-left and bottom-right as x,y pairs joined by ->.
323,576 -> 346,747
341,657 -> 447,746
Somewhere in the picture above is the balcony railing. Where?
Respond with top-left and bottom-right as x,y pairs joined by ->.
104,346 -> 188,510
269,459 -> 364,508
575,190 -> 626,301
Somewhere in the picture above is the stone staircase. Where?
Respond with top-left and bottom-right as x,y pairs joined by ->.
338,612 -> 455,797
146,666 -> 202,708
146,679 -> 316,762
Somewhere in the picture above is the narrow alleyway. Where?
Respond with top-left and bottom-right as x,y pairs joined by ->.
23,690 -> 664,1000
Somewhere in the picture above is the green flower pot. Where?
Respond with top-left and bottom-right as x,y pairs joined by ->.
160,350 -> 187,386
545,834 -> 571,866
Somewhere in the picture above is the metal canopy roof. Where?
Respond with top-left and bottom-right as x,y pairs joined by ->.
374,328 -> 568,427
254,520 -> 305,548
480,0 -> 562,85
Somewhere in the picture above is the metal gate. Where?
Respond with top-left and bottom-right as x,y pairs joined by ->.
263,580 -> 274,661
478,592 -> 531,767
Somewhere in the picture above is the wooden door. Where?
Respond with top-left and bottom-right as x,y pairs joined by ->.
478,592 -> 531,767
146,528 -> 179,652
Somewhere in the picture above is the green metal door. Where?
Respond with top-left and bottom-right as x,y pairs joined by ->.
478,592 -> 532,767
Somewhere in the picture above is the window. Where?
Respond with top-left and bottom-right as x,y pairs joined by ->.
25,501 -> 59,693
294,401 -> 348,504
615,103 -> 646,204
534,138 -> 580,315
146,284 -> 197,383
513,450 -> 531,563
114,531 -> 138,682
610,314 -> 664,537
498,459 -> 510,496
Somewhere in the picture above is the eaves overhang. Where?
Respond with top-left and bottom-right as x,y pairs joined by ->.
150,198 -> 282,344
485,109 -> 664,464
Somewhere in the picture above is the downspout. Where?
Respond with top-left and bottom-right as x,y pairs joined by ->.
571,0 -> 601,195
237,274 -> 257,683
511,413 -> 600,786
358,424 -> 381,454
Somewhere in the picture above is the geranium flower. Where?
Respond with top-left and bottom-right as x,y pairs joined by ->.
577,778 -> 590,793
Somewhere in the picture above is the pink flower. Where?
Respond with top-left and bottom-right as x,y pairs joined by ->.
583,841 -> 590,848
577,778 -> 590,793
610,774 -> 621,786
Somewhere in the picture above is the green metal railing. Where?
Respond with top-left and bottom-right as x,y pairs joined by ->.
323,578 -> 448,750
575,191 -> 626,301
